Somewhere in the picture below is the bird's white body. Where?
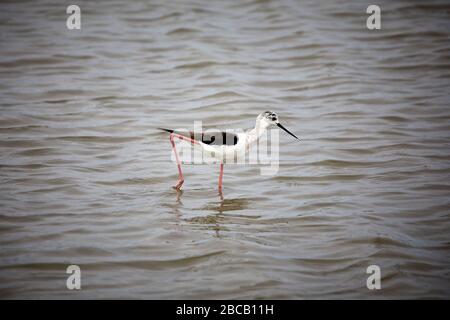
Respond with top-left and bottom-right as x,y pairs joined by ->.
199,133 -> 246,159
194,116 -> 273,161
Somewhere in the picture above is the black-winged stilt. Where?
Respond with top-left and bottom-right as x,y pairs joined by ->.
159,111 -> 299,192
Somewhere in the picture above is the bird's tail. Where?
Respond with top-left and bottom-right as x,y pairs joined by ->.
158,128 -> 174,134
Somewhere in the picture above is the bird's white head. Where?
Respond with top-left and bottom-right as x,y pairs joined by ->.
256,110 -> 300,140
257,110 -> 279,128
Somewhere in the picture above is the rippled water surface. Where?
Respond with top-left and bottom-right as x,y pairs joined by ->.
1,0 -> 450,299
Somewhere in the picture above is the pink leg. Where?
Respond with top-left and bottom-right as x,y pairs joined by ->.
170,133 -> 184,190
218,163 -> 224,193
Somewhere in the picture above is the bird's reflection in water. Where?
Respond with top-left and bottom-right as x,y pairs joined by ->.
203,197 -> 251,215
172,189 -> 183,219
171,190 -> 252,238
193,197 -> 251,238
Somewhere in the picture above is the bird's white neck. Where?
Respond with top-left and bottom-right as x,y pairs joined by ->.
246,119 -> 270,144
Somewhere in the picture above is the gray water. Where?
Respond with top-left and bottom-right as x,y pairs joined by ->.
1,0 -> 450,299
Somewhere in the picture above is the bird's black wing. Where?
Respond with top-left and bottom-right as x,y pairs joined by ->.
159,128 -> 239,146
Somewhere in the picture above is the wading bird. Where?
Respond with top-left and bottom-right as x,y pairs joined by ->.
159,111 -> 299,192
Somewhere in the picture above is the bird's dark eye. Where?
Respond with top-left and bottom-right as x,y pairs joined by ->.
272,116 -> 276,120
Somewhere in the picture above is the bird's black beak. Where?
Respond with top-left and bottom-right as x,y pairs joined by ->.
277,123 -> 300,140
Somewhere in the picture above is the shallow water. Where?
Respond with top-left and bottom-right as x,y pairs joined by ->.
0,0 -> 449,299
